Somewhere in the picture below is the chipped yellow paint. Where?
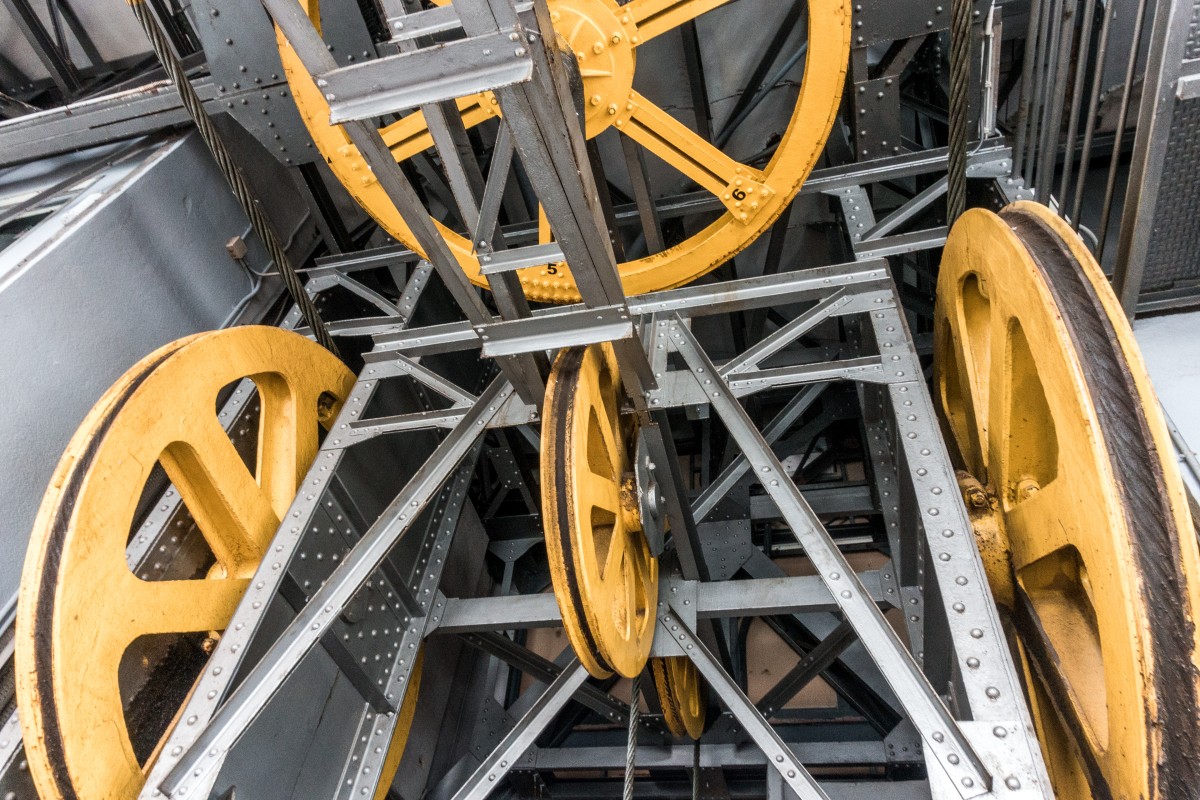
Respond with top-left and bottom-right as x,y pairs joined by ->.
277,0 -> 850,302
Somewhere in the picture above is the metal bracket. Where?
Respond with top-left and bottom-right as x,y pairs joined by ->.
322,29 -> 533,123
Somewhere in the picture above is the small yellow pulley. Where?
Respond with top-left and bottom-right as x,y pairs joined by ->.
651,655 -> 705,739
277,0 -> 851,303
14,328 -> 417,800
935,202 -> 1200,800
540,342 -> 705,737
541,342 -> 657,678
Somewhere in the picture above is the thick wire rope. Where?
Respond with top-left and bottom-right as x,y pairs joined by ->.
1096,0 -> 1149,262
946,0 -> 973,225
126,0 -> 341,358
625,672 -> 641,800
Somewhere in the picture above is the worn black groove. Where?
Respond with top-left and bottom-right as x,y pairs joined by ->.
651,658 -> 684,735
33,349 -> 178,800
549,346 -> 613,674
1002,207 -> 1200,800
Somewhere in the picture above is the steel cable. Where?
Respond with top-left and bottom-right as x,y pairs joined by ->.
625,671 -> 640,800
127,0 -> 340,358
692,739 -> 700,800
1057,0 -> 1097,211
1071,0 -> 1115,230
1011,0 -> 1044,180
1096,0 -> 1149,262
947,0 -> 973,224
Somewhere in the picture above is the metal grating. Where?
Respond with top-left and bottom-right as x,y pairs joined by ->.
1141,98 -> 1200,290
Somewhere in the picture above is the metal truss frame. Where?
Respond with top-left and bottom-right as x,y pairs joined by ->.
140,256 -> 1050,800
0,0 -> 1052,798
1111,0 -> 1200,314
135,1 -> 1052,793
827,142 -> 1032,264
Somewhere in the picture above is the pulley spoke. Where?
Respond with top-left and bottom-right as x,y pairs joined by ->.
583,470 -> 622,516
380,95 -> 495,163
160,416 -> 281,576
601,524 -> 629,581
119,575 -> 252,638
1002,477 -> 1075,567
625,0 -> 732,43
256,378 -> 323,515
621,92 -> 770,218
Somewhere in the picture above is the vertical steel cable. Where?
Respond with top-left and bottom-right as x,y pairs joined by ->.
1035,0 -> 1077,204
625,672 -> 640,800
1011,0 -> 1045,179
1071,0 -> 1114,229
1023,0 -> 1056,184
1096,0 -> 1149,261
1032,0 -> 1064,200
947,0 -> 973,224
1057,0 -> 1098,211
126,0 -> 341,358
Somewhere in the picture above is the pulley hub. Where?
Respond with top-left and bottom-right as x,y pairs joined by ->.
633,433 -> 666,556
550,0 -> 637,137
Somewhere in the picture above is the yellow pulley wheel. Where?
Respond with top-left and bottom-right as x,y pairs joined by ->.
934,202 -> 1200,800
277,0 -> 851,303
14,327 -> 361,800
651,656 -> 704,739
542,342 -> 657,678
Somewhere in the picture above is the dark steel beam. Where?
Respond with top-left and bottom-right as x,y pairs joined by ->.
1,0 -> 81,94
51,0 -> 102,68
